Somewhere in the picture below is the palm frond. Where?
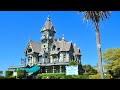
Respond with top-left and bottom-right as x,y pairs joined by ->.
79,11 -> 111,23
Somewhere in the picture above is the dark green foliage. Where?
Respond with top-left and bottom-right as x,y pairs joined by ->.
64,75 -> 73,79
69,61 -> 79,66
0,76 -> 5,79
64,75 -> 89,79
89,74 -> 111,79
36,73 -> 65,79
103,48 -> 120,78
82,65 -> 98,75
36,73 -> 89,79
79,75 -> 89,79
17,70 -> 26,79
6,75 -> 16,79
0,70 -> 3,75
5,71 -> 13,78
108,67 -> 120,78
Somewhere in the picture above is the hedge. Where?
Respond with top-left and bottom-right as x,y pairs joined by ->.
5,71 -> 13,78
6,75 -> 16,79
64,75 -> 89,79
17,70 -> 26,79
36,73 -> 89,79
36,73 -> 65,79
89,74 -> 111,79
0,76 -> 5,79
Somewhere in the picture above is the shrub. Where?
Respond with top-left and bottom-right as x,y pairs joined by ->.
0,76 -> 5,79
9,75 -> 16,79
6,75 -> 16,79
82,65 -> 98,75
5,71 -> 13,78
69,61 -> 79,66
36,73 -> 89,79
89,74 -> 111,79
17,70 -> 26,79
64,75 -> 89,79
36,73 -> 65,79
64,75 -> 73,79
79,75 -> 89,79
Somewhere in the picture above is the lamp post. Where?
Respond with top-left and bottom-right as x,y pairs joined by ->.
97,44 -> 104,79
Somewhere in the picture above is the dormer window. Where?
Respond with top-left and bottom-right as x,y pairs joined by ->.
28,48 -> 32,53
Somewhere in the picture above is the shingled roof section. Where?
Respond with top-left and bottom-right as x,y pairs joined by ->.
73,44 -> 80,55
54,39 -> 72,51
41,16 -> 56,33
29,40 -> 41,53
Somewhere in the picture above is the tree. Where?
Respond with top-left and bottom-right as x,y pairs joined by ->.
0,70 -> 3,76
103,48 -> 120,78
82,65 -> 98,75
79,11 -> 110,79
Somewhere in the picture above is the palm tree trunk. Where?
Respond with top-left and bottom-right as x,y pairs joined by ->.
94,21 -> 104,79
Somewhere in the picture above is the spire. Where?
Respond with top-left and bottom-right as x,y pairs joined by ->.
41,15 -> 56,33
74,42 -> 76,46
28,36 -> 31,42
62,34 -> 64,40
47,15 -> 50,21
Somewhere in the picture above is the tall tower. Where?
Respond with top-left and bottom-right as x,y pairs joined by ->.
40,16 -> 56,54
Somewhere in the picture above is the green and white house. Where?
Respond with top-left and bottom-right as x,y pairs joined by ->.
8,16 -> 82,75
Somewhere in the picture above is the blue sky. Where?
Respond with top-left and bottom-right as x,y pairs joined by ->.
0,11 -> 120,75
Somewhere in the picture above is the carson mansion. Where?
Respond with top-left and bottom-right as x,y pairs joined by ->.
8,16 -> 82,74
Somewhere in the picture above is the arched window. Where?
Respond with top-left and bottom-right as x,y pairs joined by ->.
52,45 -> 56,51
28,48 -> 32,53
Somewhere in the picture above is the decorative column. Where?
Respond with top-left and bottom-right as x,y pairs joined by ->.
45,67 -> 47,73
60,66 -> 62,73
51,56 -> 53,63
53,66 -> 54,73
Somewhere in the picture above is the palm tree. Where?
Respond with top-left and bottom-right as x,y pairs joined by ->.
79,11 -> 110,79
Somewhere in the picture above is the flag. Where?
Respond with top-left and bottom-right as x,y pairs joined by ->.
21,58 -> 26,64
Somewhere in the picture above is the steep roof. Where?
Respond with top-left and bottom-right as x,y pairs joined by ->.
53,39 -> 72,51
29,41 -> 41,53
41,16 -> 56,32
73,44 -> 80,55
24,40 -> 41,54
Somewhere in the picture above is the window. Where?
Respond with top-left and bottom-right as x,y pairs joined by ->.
52,45 -> 56,50
45,56 -> 47,58
57,48 -> 60,51
28,49 -> 32,53
25,51 -> 27,54
64,54 -> 66,58
44,45 -> 46,47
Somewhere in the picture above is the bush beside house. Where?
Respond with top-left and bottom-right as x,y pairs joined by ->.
36,73 -> 89,79
5,71 -> 13,78
89,74 -> 111,79
17,70 -> 26,79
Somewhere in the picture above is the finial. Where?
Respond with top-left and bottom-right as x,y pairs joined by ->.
47,15 -> 50,21
74,42 -> 76,46
28,36 -> 31,42
62,34 -> 64,40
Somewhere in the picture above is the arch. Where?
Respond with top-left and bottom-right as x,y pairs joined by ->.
52,45 -> 56,50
